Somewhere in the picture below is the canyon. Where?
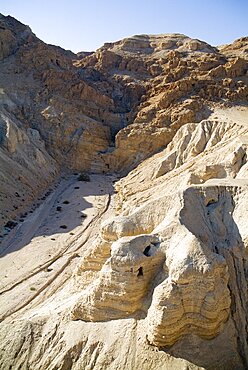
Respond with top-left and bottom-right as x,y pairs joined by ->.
0,13 -> 248,370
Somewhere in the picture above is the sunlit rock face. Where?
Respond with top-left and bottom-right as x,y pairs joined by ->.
0,11 -> 248,370
71,184 -> 240,347
70,115 -> 248,368
71,234 -> 165,321
0,11 -> 247,231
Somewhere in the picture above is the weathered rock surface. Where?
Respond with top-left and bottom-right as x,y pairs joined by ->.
71,234 -> 165,321
0,13 -> 247,232
0,12 -> 248,370
68,112 -> 248,368
82,34 -> 248,171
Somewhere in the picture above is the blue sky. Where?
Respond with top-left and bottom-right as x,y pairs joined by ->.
1,0 -> 247,52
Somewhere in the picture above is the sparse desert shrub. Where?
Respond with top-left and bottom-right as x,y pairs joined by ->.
5,220 -> 17,229
77,172 -> 90,182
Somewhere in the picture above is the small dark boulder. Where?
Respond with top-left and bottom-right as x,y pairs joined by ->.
77,172 -> 90,182
5,220 -> 18,229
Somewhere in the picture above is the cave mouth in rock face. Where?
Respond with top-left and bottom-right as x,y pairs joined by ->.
137,266 -> 144,277
143,245 -> 151,257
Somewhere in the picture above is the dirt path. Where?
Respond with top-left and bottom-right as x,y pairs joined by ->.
0,173 -> 115,322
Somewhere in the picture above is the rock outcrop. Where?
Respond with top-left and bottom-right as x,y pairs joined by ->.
0,12 -> 248,370
72,234 -> 165,321
67,113 -> 248,368
0,13 -> 247,232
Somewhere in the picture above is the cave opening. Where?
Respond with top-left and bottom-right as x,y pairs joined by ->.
137,267 -> 144,277
143,245 -> 151,257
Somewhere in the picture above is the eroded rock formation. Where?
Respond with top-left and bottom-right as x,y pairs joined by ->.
0,12 -> 248,370
68,116 -> 248,368
0,14 -> 247,232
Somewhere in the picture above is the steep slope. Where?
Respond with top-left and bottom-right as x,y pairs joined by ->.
0,13 -> 248,370
71,108 -> 248,368
0,14 -> 140,233
0,13 -> 247,236
1,109 -> 248,370
80,33 -> 248,171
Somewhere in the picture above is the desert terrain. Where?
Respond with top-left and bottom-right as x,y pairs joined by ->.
0,13 -> 248,370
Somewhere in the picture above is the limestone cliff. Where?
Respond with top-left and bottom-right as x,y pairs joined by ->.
0,12 -> 248,370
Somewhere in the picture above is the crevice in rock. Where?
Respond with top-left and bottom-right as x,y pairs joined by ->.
143,245 -> 151,257
225,248 -> 248,369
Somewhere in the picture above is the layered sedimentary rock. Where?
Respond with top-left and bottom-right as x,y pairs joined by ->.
0,102 -> 58,231
72,234 -> 165,321
80,34 -> 248,171
69,115 -> 248,368
0,12 -> 247,231
146,186 -> 235,348
0,11 -> 248,370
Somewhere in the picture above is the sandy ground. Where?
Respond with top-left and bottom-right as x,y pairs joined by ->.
0,173 -> 115,322
209,106 -> 248,126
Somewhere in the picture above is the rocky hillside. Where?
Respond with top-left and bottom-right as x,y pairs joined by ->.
0,13 -> 248,370
0,14 -> 247,234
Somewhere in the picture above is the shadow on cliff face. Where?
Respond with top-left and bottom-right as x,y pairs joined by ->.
163,185 -> 248,370
0,173 -> 114,257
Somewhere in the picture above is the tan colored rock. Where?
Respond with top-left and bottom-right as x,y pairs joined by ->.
71,234 -> 165,321
0,12 -> 248,370
147,212 -> 231,347
219,36 -> 248,60
0,106 -> 58,231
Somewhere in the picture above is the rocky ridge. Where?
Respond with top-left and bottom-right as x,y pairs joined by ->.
0,13 -> 248,370
0,14 -> 247,233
